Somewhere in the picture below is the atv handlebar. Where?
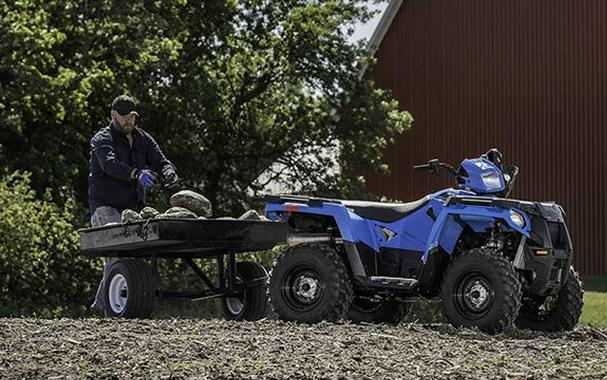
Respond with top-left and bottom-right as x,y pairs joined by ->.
413,159 -> 458,177
413,150 -> 518,199
413,164 -> 431,171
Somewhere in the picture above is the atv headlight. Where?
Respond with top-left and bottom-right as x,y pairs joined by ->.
510,211 -> 525,228
481,172 -> 503,190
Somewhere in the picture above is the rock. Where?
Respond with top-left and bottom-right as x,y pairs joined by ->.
215,216 -> 236,220
170,190 -> 212,217
165,206 -> 195,215
139,206 -> 160,219
238,210 -> 268,221
154,206 -> 197,219
197,216 -> 208,220
121,209 -> 142,223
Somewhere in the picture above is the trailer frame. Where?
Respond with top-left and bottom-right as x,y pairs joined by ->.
79,218 -> 288,318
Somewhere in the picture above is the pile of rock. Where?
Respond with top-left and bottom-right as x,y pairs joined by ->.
120,190 -> 267,223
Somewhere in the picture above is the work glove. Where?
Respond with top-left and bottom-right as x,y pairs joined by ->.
137,169 -> 157,189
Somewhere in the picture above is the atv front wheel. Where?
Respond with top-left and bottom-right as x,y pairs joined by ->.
269,243 -> 353,323
221,261 -> 270,321
347,297 -> 407,324
516,268 -> 583,332
441,248 -> 522,333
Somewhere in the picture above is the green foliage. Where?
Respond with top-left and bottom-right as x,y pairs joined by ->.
0,0 -> 413,317
0,172 -> 99,316
1,0 -> 411,217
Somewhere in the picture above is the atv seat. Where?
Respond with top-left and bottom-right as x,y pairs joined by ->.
341,196 -> 430,223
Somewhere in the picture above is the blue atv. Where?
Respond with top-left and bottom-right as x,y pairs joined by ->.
264,149 -> 583,333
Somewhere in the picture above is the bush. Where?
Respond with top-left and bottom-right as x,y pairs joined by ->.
0,172 -> 99,317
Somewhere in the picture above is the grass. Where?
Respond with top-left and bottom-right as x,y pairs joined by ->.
581,275 -> 607,328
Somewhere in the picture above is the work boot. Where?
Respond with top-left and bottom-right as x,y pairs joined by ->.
88,301 -> 105,318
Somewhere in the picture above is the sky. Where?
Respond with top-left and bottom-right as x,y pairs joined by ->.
350,1 -> 390,44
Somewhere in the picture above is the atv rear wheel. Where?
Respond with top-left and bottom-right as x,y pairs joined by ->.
516,268 -> 583,332
347,297 -> 407,324
104,259 -> 155,318
441,248 -> 522,333
221,261 -> 270,321
269,243 -> 353,323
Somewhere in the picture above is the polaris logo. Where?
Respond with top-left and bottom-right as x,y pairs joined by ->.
475,161 -> 492,170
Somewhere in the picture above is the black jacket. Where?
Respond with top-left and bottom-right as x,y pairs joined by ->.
88,122 -> 175,212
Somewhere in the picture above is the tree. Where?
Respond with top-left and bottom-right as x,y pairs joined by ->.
0,0 -> 412,217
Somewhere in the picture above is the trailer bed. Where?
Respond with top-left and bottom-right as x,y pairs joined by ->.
79,218 -> 288,258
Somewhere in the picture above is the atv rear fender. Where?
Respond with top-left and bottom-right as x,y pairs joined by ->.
265,201 -> 376,247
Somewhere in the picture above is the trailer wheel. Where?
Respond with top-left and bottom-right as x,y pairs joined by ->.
104,259 -> 155,318
441,248 -> 522,333
516,268 -> 584,332
269,243 -> 353,323
347,297 -> 407,324
222,262 -> 270,321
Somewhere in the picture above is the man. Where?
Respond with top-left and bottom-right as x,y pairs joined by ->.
89,94 -> 178,313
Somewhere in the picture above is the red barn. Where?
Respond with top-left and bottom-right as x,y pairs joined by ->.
365,0 -> 607,275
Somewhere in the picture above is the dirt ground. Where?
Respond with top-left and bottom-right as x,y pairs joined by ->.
0,318 -> 606,379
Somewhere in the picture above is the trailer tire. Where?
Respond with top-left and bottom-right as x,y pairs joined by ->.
104,259 -> 155,318
441,248 -> 522,333
222,262 -> 270,321
269,243 -> 353,323
516,268 -> 584,332
347,297 -> 407,324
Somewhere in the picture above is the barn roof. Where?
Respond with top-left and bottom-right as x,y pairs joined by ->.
367,0 -> 403,55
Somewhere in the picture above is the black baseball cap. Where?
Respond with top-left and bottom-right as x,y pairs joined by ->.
112,95 -> 140,116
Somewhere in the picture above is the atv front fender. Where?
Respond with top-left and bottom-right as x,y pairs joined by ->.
422,205 -> 531,263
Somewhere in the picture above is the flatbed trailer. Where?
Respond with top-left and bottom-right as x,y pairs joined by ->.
79,218 -> 288,319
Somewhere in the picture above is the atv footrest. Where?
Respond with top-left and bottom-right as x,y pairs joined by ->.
369,276 -> 418,290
